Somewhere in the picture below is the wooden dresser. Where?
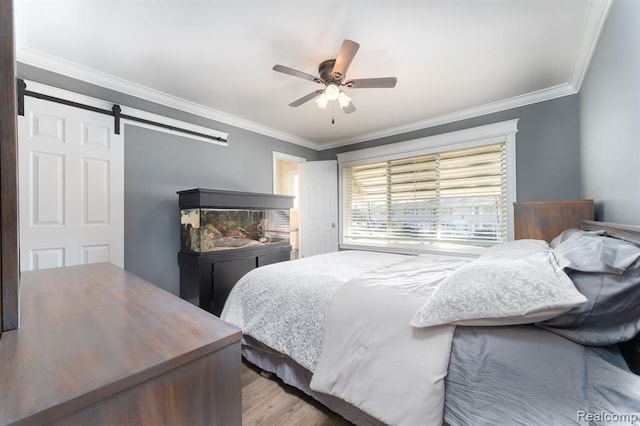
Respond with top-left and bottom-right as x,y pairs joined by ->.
0,263 -> 242,425
514,199 -> 594,242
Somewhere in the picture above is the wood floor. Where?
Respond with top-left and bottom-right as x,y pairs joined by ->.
242,361 -> 353,426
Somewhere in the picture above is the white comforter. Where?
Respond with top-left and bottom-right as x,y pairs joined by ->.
310,254 -> 470,426
221,250 -> 471,425
221,250 -> 408,370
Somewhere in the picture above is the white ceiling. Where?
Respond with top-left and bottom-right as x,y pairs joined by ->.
15,0 -> 611,150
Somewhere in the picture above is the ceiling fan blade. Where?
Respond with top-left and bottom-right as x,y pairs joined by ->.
273,65 -> 321,83
342,101 -> 356,114
332,39 -> 360,80
344,77 -> 397,89
289,90 -> 324,107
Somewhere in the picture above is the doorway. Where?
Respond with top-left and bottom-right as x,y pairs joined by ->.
273,152 -> 304,259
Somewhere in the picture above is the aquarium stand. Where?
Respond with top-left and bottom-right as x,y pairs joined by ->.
177,188 -> 294,316
178,244 -> 291,315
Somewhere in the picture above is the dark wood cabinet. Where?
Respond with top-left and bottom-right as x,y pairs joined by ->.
0,263 -> 242,425
1,0 -> 20,333
178,188 -> 294,316
179,244 -> 291,315
213,257 -> 257,313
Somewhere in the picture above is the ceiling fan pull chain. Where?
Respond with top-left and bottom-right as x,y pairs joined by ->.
332,102 -> 335,124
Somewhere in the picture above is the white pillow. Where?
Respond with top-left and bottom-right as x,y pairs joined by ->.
480,239 -> 550,260
410,252 -> 587,328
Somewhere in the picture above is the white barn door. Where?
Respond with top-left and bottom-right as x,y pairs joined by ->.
18,97 -> 124,271
301,160 -> 338,257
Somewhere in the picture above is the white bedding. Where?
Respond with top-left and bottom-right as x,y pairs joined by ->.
221,250 -> 408,370
221,250 -> 471,425
309,254 -> 470,426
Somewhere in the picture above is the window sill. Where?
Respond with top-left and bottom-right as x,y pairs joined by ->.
339,242 -> 486,258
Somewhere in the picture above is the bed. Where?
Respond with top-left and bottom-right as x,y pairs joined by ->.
221,220 -> 640,425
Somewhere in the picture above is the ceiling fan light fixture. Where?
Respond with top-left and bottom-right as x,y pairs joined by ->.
324,84 -> 340,100
337,91 -> 351,108
273,39 -> 396,117
315,93 -> 329,109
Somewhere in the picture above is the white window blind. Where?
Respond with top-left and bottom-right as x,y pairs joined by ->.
343,143 -> 507,248
264,209 -> 291,241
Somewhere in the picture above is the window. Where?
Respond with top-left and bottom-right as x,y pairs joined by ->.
338,120 -> 517,253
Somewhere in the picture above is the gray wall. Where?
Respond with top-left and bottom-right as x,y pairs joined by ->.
579,0 -> 640,225
18,65 -> 319,294
319,95 -> 582,203
124,125 -> 317,295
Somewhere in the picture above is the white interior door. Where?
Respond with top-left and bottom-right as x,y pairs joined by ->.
18,97 -> 124,270
301,160 -> 338,257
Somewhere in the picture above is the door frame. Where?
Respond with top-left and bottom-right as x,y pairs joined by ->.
272,151 -> 306,257
272,151 -> 306,194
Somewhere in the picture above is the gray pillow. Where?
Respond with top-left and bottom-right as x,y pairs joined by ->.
552,230 -> 640,274
537,256 -> 640,346
549,228 -> 606,248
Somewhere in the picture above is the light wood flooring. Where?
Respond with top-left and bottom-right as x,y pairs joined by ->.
242,361 -> 353,426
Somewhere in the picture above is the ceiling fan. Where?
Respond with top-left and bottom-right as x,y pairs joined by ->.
273,39 -> 397,115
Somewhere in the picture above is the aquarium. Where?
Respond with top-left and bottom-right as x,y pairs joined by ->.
178,188 -> 294,254
181,208 -> 291,253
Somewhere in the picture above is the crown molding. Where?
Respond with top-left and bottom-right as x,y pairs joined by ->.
568,0 -> 613,92
16,47 -> 322,150
15,46 -> 579,153
320,83 -> 576,150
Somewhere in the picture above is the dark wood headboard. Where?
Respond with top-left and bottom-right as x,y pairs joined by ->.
514,200 -> 594,243
580,220 -> 640,375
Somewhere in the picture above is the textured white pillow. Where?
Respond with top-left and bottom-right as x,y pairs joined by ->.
480,239 -> 551,260
410,252 -> 587,327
